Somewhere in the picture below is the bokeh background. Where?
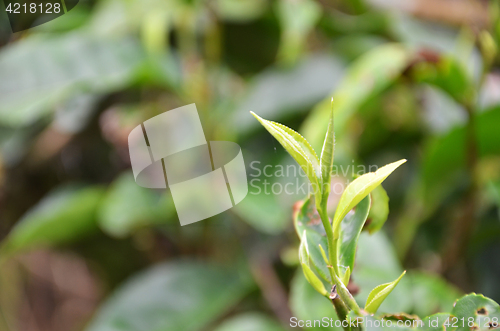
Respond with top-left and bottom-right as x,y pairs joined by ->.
0,0 -> 500,330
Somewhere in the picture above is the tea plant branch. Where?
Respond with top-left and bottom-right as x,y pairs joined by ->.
249,253 -> 294,327
442,30 -> 497,273
316,202 -> 336,275
317,203 -> 363,313
330,285 -> 350,321
252,100 -> 406,326
316,101 -> 361,313
331,266 -> 362,314
441,103 -> 478,274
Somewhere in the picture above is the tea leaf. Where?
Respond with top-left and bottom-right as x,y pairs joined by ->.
1,186 -> 104,256
332,269 -> 361,314
421,313 -> 451,331
86,261 -> 253,331
332,159 -> 406,235
299,230 -> 329,297
365,271 -> 406,314
0,34 -> 146,126
320,99 -> 335,203
341,267 -> 351,287
252,112 -> 321,201
451,294 -> 500,331
338,195 -> 371,277
301,263 -> 328,297
355,232 -> 412,314
294,197 -> 331,283
298,230 -> 309,265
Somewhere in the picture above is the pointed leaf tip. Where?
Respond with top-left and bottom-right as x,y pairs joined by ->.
319,100 -> 335,203
251,112 -> 322,203
365,270 -> 406,314
332,159 -> 406,235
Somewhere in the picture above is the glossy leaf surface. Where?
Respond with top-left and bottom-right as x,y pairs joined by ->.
294,197 -> 331,283
451,294 -> 500,331
365,271 -> 406,314
251,112 -> 321,200
338,195 -> 371,277
320,101 -> 335,203
332,159 -> 406,235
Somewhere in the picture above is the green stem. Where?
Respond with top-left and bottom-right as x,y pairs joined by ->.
60,0 -> 68,13
332,268 -> 362,314
332,295 -> 350,331
317,200 -> 361,315
331,233 -> 340,276
331,286 -> 363,331
317,203 -> 336,275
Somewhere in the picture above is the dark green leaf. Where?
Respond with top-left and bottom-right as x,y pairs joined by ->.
86,261 -> 253,331
0,34 -> 145,126
294,197 -> 331,283
1,186 -> 104,256
451,294 -> 500,331
338,195 -> 371,279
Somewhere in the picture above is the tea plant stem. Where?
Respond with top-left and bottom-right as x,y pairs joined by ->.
331,285 -> 362,331
331,267 -> 362,314
317,204 -> 336,274
331,295 -> 350,329
442,103 -> 478,274
331,235 -> 340,275
249,253 -> 293,327
318,202 -> 361,315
